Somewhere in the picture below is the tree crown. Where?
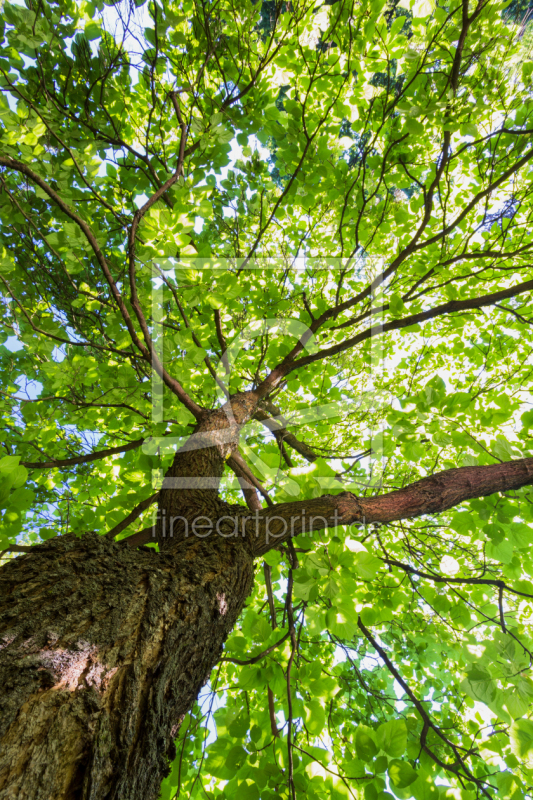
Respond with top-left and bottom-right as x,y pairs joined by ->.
2,0 -> 533,797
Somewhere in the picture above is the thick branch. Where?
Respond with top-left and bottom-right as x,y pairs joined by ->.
227,454 -> 263,512
0,544 -> 33,556
121,526 -> 155,548
251,457 -> 533,555
227,450 -> 273,507
254,404 -> 318,462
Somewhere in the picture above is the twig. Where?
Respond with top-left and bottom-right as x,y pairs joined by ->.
22,438 -> 144,469
105,492 -> 159,539
219,631 -> 290,666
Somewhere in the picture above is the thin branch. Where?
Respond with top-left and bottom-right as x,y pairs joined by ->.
382,557 -> 533,599
498,584 -> 506,634
105,492 -> 159,539
214,309 -> 230,375
0,156 -> 204,421
264,561 -> 280,738
357,618 -> 492,798
262,275 -> 533,385
219,631 -> 290,665
22,438 -> 144,469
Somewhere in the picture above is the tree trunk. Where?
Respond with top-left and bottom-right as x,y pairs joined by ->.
0,530 -> 254,800
2,385 -> 533,800
0,396 -> 259,800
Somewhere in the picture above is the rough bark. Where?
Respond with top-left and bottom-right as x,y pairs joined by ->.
0,399 -> 259,800
0,531 -> 254,800
155,392 -> 259,552
2,386 -> 533,800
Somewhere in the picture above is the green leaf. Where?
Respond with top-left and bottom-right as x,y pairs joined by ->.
510,718 -> 533,766
432,431 -> 452,446
359,606 -> 377,627
342,757 -> 366,778
388,759 -> 418,788
389,16 -> 406,37
355,725 -> 378,761
460,121 -> 479,138
226,744 -> 247,771
389,293 -> 406,316
376,720 -> 407,758
238,667 -> 263,690
10,465 -> 28,489
460,667 -> 497,706
205,738 -> 232,778
237,781 -> 260,800
305,699 -> 326,734
84,22 -> 101,40
206,293 -> 225,309
0,456 -> 21,474
354,551 -> 381,580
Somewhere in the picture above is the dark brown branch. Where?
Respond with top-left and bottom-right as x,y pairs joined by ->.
267,686 -> 280,739
22,438 -> 144,469
219,631 -> 290,666
273,275 -> 533,380
230,457 -> 263,511
214,309 -> 230,375
121,526 -> 155,548
227,451 -> 274,507
0,157 -> 145,353
0,544 -> 33,556
105,492 -> 160,539
285,543 -> 298,800
498,584 -> 506,633
254,404 -> 318,462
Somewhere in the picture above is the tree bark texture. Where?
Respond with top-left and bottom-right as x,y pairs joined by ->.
0,530 -> 254,799
2,389 -> 533,800
0,396 -> 258,800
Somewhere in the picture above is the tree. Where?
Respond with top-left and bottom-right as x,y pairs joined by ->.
2,0 -> 533,797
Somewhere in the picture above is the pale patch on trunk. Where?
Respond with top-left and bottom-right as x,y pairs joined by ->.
217,592 -> 229,616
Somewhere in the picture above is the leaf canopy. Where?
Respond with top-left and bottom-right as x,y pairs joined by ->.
2,0 -> 533,797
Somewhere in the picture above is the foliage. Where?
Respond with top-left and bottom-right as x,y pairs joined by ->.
2,0 -> 533,798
